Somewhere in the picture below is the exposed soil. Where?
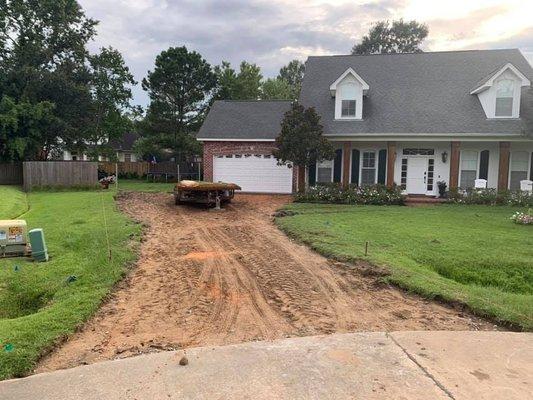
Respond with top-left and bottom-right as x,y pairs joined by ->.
36,193 -> 497,373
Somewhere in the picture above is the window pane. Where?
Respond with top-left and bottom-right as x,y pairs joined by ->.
495,97 -> 513,117
460,170 -> 476,189
496,80 -> 513,97
461,151 -> 478,171
510,171 -> 528,191
341,100 -> 356,117
317,168 -> 332,183
341,82 -> 357,98
511,151 -> 529,171
361,169 -> 375,185
362,152 -> 375,168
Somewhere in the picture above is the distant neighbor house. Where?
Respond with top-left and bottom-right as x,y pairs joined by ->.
197,49 -> 533,194
62,132 -> 139,162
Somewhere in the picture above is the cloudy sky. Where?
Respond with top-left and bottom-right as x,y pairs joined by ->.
79,0 -> 533,106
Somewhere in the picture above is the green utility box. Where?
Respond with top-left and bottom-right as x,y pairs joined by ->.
29,228 -> 48,262
0,220 -> 28,257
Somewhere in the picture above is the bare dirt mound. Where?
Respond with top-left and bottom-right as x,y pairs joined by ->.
36,193 -> 497,373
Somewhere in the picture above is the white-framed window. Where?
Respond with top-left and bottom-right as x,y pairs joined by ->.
339,82 -> 357,119
316,159 -> 333,183
124,152 -> 132,162
360,151 -> 376,186
510,151 -> 530,191
460,150 -> 478,189
495,79 -> 514,117
341,100 -> 356,117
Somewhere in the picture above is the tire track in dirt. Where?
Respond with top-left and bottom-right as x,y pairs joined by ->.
36,192 -> 498,373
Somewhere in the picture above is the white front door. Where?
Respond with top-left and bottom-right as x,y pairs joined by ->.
406,158 -> 428,194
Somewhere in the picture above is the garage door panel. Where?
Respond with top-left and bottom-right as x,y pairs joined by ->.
213,155 -> 292,193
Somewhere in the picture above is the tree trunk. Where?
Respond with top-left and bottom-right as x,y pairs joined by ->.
297,165 -> 306,193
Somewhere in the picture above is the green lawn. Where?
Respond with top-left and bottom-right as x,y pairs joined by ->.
115,179 -> 175,192
276,203 -> 533,330
0,187 -> 139,379
0,186 -> 28,219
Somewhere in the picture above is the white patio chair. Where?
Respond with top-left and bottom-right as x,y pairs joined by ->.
474,179 -> 487,189
520,180 -> 533,193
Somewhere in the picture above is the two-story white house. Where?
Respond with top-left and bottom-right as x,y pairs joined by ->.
197,49 -> 533,194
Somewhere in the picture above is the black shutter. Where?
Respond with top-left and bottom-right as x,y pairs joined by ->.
309,163 -> 316,186
333,149 -> 342,183
377,149 -> 387,184
351,149 -> 360,185
479,150 -> 489,180
530,153 -> 533,180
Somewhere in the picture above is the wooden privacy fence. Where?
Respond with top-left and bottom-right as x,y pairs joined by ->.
0,163 -> 23,184
23,161 -> 98,191
99,161 -> 150,176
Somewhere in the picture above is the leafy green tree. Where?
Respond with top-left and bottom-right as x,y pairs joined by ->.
273,102 -> 334,192
352,19 -> 428,55
213,60 -> 262,101
86,47 -> 136,159
234,61 -> 262,100
0,96 -> 56,161
261,78 -> 293,100
277,60 -> 305,98
213,61 -> 238,100
141,46 -> 216,159
0,0 -> 99,160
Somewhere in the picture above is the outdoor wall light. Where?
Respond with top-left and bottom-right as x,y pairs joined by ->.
441,151 -> 448,163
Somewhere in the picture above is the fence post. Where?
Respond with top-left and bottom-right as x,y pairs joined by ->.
177,164 -> 180,182
115,163 -> 118,191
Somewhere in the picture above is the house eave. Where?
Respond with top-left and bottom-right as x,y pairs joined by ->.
323,132 -> 530,142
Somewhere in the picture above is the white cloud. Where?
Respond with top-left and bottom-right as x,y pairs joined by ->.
78,0 -> 533,106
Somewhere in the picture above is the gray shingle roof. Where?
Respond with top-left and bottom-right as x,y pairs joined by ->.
109,132 -> 139,151
197,100 -> 292,140
300,49 -> 533,136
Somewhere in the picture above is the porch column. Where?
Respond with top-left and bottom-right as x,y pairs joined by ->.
498,141 -> 510,191
297,165 -> 306,193
386,141 -> 396,188
449,141 -> 460,190
342,142 -> 351,188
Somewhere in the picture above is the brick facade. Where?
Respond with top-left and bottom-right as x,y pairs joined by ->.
202,141 -> 298,192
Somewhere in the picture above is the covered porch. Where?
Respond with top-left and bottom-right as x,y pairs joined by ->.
303,140 -> 533,195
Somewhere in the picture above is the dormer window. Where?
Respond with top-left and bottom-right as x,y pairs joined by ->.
470,63 -> 530,119
495,79 -> 514,117
330,68 -> 369,120
340,82 -> 357,117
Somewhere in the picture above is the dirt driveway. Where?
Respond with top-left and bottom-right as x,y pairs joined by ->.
37,193 -> 496,372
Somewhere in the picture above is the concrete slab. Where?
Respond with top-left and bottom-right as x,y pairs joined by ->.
390,331 -> 533,400
1,332 -> 447,400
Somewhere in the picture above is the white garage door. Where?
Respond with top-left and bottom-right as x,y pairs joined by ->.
213,154 -> 293,193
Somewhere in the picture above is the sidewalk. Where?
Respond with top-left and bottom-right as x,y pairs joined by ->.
1,331 -> 531,400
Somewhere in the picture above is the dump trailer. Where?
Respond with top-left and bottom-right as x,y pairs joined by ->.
174,180 -> 241,206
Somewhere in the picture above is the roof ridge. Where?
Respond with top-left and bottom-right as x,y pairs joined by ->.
216,99 -> 292,103
306,48 -> 520,59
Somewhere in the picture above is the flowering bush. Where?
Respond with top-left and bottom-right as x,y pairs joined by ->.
295,183 -> 405,205
99,175 -> 116,188
510,209 -> 533,225
448,188 -> 533,207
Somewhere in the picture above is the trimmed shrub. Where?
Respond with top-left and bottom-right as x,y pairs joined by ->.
448,188 -> 533,207
295,183 -> 405,205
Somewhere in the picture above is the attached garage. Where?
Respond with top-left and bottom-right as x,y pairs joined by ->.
213,154 -> 293,193
197,100 -> 295,194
